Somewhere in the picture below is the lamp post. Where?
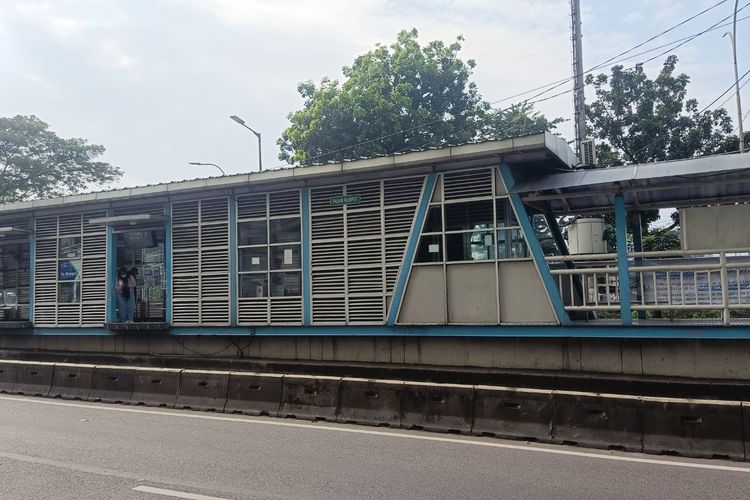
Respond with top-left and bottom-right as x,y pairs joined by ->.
230,115 -> 263,171
188,162 -> 226,175
723,0 -> 746,152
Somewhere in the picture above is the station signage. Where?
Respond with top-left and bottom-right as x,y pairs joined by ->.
330,194 -> 361,207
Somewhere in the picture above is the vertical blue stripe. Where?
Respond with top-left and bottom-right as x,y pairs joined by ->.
164,202 -> 173,324
387,172 -> 437,326
499,164 -> 571,326
228,195 -> 238,326
301,187 -> 312,325
106,223 -> 117,323
28,223 -> 35,323
614,194 -> 632,325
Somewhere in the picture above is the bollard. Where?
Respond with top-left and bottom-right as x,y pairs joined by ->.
12,361 -> 54,396
279,375 -> 341,421
337,378 -> 403,427
642,396 -> 745,460
401,382 -> 474,434
49,363 -> 95,400
131,368 -> 181,408
0,360 -> 17,393
88,365 -> 137,404
743,402 -> 750,462
552,390 -> 642,452
473,385 -> 553,442
174,370 -> 230,412
225,372 -> 283,416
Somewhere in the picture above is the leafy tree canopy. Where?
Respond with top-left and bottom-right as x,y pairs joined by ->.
0,115 -> 121,203
278,29 -> 560,164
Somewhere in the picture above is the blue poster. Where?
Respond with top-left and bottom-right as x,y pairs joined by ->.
58,260 -> 81,281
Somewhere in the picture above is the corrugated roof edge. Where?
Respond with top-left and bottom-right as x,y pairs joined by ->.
0,132 -> 574,214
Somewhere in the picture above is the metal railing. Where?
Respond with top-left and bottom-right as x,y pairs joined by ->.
545,248 -> 750,325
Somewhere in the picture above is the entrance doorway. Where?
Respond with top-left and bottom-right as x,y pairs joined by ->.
115,228 -> 166,322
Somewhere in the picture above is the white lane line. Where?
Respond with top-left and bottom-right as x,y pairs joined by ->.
2,395 -> 750,474
133,485 -> 230,500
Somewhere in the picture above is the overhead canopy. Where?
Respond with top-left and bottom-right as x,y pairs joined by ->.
513,152 -> 750,215
87,214 -> 169,228
0,226 -> 31,239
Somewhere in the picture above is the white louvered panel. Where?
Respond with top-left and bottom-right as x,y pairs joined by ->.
311,186 -> 343,212
172,201 -> 199,225
443,169 -> 493,200
385,236 -> 408,264
81,281 -> 105,302
35,239 -> 58,260
347,239 -> 382,266
83,212 -> 107,233
347,268 -> 383,294
312,269 -> 345,294
173,277 -> 200,299
346,210 -> 381,238
269,190 -> 300,216
238,299 -> 268,325
82,258 -> 106,280
57,304 -> 81,326
200,198 -> 229,222
384,206 -> 416,235
237,194 -> 266,219
384,176 -> 424,205
35,217 -> 58,239
311,241 -> 344,268
201,249 -> 229,273
270,298 -> 302,324
33,304 -> 56,325
81,302 -> 106,325
201,300 -> 229,324
34,259 -> 57,281
312,296 -> 346,324
172,225 -> 199,250
172,302 -> 200,325
58,214 -> 82,236
83,234 -> 106,255
173,251 -> 198,274
200,224 -> 228,248
311,213 -> 344,240
34,283 -> 56,303
346,182 -> 381,208
385,266 -> 399,293
347,296 -> 384,323
200,274 -> 229,299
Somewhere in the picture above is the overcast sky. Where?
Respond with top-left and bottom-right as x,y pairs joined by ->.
1,0 -> 747,189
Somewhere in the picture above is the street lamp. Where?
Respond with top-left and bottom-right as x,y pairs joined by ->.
229,115 -> 263,171
189,162 -> 226,175
723,0 -> 746,152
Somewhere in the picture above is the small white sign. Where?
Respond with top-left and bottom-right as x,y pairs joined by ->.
284,248 -> 293,265
255,285 -> 264,297
251,257 -> 261,265
428,244 -> 440,253
484,234 -> 493,246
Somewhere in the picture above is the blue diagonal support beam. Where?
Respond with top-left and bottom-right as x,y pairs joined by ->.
386,172 -> 437,326
499,164 -> 571,326
614,194 -> 632,325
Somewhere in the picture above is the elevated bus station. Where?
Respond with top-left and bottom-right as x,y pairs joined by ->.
1,133 -> 749,381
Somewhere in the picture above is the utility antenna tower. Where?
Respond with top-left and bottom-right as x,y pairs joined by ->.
571,0 -> 587,159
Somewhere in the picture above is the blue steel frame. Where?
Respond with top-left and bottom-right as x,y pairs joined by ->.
614,194 -> 632,325
386,172 -> 437,326
105,221 -> 117,323
301,187 -> 312,325
498,165 -> 571,326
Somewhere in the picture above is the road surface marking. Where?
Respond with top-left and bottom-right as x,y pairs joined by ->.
2,394 -> 750,474
133,485 -> 230,500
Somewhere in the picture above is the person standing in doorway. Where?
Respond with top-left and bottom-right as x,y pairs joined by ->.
114,267 -> 130,322
126,267 -> 138,322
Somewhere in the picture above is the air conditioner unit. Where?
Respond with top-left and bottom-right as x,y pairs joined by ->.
581,139 -> 597,167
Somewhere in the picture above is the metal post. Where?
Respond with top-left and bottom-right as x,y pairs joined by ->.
631,212 -> 646,320
571,0 -> 587,157
257,133 -> 263,172
720,252 -> 730,325
614,194 -> 632,325
727,1 -> 746,152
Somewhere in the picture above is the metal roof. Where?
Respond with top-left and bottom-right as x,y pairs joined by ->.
513,151 -> 750,215
0,133 -> 576,216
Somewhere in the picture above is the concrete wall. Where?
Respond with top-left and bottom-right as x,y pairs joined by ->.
4,335 -> 750,381
498,261 -> 557,324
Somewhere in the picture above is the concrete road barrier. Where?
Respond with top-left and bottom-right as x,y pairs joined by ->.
88,365 -> 137,404
174,370 -> 229,412
401,382 -> 474,433
279,375 -> 341,421
11,361 -> 54,396
337,378 -> 403,427
131,368 -> 181,408
642,396 -> 745,460
49,363 -> 95,400
553,391 -> 642,452
743,402 -> 750,462
473,385 -> 553,441
224,372 -> 283,416
0,360 -> 17,393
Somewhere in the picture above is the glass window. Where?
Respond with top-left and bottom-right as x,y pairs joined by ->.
532,214 -> 562,256
270,218 -> 300,243
271,245 -> 300,270
239,247 -> 268,272
58,282 -> 80,303
270,271 -> 301,297
238,221 -> 267,246
498,229 -> 529,259
423,206 -> 442,233
240,274 -> 268,298
444,200 -> 493,231
59,237 -> 81,258
447,231 -> 494,261
496,198 -> 518,228
415,235 -> 443,263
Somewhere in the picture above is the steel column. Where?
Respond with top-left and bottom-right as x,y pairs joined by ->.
614,194 -> 632,325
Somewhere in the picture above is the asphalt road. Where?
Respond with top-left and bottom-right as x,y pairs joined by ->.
1,395 -> 750,500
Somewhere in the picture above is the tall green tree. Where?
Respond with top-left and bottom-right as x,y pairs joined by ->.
278,29 -> 559,164
0,115 -> 121,203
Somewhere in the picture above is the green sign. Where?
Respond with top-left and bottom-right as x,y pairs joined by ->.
330,194 -> 361,207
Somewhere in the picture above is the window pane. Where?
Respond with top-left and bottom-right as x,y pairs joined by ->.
271,245 -> 300,270
532,214 -> 562,256
498,229 -> 529,259
270,218 -> 300,243
422,206 -> 442,233
238,221 -> 267,246
240,274 -> 268,298
270,271 -> 301,297
416,235 -> 442,263
446,231 -> 494,261
444,200 -> 493,231
58,282 -> 80,303
239,247 -> 267,272
59,237 -> 81,258
58,259 -> 82,281
496,199 -> 518,228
